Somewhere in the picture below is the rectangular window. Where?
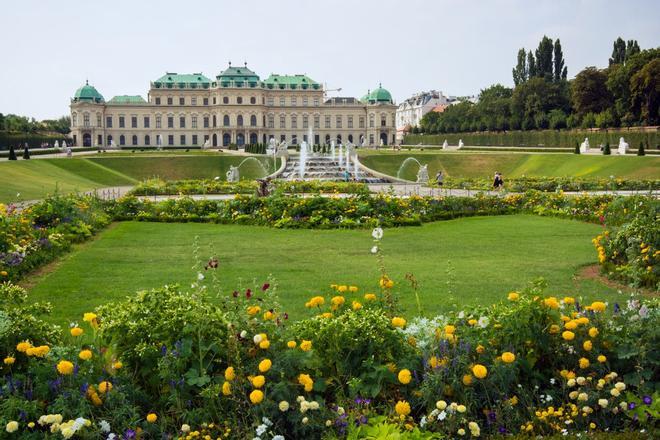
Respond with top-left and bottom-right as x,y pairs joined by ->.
131,116 -> 137,128
268,114 -> 274,128
203,116 -> 209,128
313,97 -> 319,106
192,116 -> 197,128
381,118 -> 386,127
156,116 -> 161,128
106,116 -> 112,128
96,114 -> 101,127
348,116 -> 353,128
145,135 -> 150,145
291,115 -> 297,129
180,135 -> 186,145
324,115 -> 331,129
314,115 -> 320,129
168,116 -> 174,128
192,134 -> 198,145
167,97 -> 173,105
302,97 -> 308,106
97,134 -> 102,145
144,116 -> 150,128
155,97 -> 161,105
302,115 -> 308,129
359,116 -> 365,128
279,115 -> 286,129
336,115 -> 342,129
119,116 -> 125,128
203,97 -> 208,106
191,97 -> 197,106
213,97 -> 217,104
279,97 -> 285,106
369,115 -> 375,128
168,134 -> 174,145
83,114 -> 90,127
280,134 -> 285,142
369,134 -> 374,145
267,97 -> 274,106
179,116 -> 185,128
120,136 -> 125,146
291,97 -> 297,106
179,97 -> 185,105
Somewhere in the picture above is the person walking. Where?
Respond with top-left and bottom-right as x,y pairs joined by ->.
435,170 -> 444,187
493,172 -> 504,190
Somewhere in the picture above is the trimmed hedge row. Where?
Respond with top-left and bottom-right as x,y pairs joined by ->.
0,133 -> 71,150
0,147 -> 98,158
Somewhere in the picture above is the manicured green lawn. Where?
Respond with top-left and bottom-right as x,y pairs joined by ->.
359,151 -> 660,181
26,215 -> 621,325
0,155 -> 277,202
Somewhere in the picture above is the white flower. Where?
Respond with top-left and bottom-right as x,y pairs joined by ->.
438,410 -> 447,421
371,245 -> 379,254
420,416 -> 427,427
598,399 -> 608,408
214,176 -> 220,180
108,435 -> 117,440
302,417 -> 309,424
253,334 -> 263,344
337,406 -> 345,415
550,378 -> 556,385
256,424 -> 267,436
181,424 -> 190,433
309,401 -> 320,410
458,311 -> 465,319
262,417 -> 272,427
99,420 -> 111,433
372,227 -> 383,240
326,420 -> 332,427
639,305 -> 649,318
273,436 -> 285,440
240,330 -> 248,338
477,316 -> 489,328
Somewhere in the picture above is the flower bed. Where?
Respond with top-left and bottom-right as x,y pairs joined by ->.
432,177 -> 660,192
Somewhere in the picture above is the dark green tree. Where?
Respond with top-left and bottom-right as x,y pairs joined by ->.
527,50 -> 536,78
574,141 -> 581,154
8,145 -> 17,160
609,37 -> 627,65
0,113 -> 5,131
603,142 -> 611,155
630,58 -> 660,125
553,39 -> 567,81
513,48 -> 528,85
511,77 -> 570,126
626,40 -> 641,61
535,36 -> 554,81
637,141 -> 645,156
571,67 -> 612,116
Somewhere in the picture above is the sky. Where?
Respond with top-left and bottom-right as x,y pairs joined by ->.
0,0 -> 658,120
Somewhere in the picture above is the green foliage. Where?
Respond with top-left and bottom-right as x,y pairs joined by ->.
603,142 -> 611,155
8,145 -> 16,160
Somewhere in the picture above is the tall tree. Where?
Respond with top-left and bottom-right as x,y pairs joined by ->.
630,58 -> 660,125
626,40 -> 640,60
527,50 -> 536,78
571,67 -> 612,116
609,37 -> 627,65
553,39 -> 567,81
512,48 -> 528,86
535,35 -> 554,81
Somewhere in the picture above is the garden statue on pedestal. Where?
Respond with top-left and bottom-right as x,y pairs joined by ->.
580,137 -> 590,153
618,137 -> 628,155
202,139 -> 211,149
267,137 -> 277,155
360,135 -> 365,147
442,139 -> 449,149
277,140 -> 289,157
458,139 -> 464,149
66,146 -> 73,158
416,164 -> 429,184
226,165 -> 239,182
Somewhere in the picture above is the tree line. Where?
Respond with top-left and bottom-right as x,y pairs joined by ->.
0,113 -> 70,135
417,37 -> 659,134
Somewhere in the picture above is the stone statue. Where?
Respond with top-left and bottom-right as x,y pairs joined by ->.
360,135 -> 365,147
65,146 -> 72,158
580,137 -> 590,153
458,139 -> 464,149
416,164 -> 429,184
442,139 -> 448,149
226,165 -> 240,182
618,137 -> 629,155
202,139 -> 211,149
54,140 -> 60,149
379,139 -> 384,147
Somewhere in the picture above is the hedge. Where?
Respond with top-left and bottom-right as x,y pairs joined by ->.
0,132 -> 71,150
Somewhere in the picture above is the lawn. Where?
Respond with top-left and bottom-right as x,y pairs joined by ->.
0,154 -> 277,202
26,215 -> 621,326
359,151 -> 660,181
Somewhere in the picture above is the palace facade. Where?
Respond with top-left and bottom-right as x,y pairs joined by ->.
69,64 -> 397,149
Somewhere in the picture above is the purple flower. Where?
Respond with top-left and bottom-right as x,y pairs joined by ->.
160,345 -> 167,356
614,303 -> 620,314
643,395 -> 652,405
628,402 -> 636,410
123,429 -> 136,439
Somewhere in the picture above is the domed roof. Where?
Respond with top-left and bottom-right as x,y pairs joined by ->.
363,84 -> 393,104
73,81 -> 104,103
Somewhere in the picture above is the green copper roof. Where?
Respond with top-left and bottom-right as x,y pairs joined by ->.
107,95 -> 147,105
263,74 -> 320,90
216,64 -> 260,87
364,85 -> 393,104
153,73 -> 211,89
73,81 -> 104,103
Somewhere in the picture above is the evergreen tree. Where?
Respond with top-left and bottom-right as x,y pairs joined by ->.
637,141 -> 645,156
553,39 -> 566,82
527,50 -> 536,78
512,48 -> 528,85
574,141 -> 581,154
22,146 -> 30,159
626,40 -> 640,61
535,35 -> 554,81
603,142 -> 611,155
609,37 -> 627,65
8,145 -> 17,160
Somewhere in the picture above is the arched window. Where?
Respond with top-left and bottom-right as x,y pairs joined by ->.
348,134 -> 353,143
119,135 -> 126,146
212,115 -> 217,127
237,97 -> 243,104
250,115 -> 257,127
145,135 -> 151,145
250,96 -> 256,104
223,115 -> 230,126
132,135 -> 138,145
237,115 -> 243,126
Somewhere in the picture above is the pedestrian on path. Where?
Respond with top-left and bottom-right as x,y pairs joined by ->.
435,171 -> 444,187
493,172 -> 504,190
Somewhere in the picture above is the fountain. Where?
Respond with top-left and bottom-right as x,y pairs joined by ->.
299,140 -> 308,179
227,157 -> 270,182
307,126 -> 314,156
580,137 -> 590,153
226,165 -> 239,182
157,135 -> 163,151
458,139 -> 464,149
442,139 -> 448,149
416,164 -> 429,184
618,137 -> 629,155
267,137 -> 277,155
352,146 -> 359,179
330,140 -> 336,161
338,143 -> 344,168
345,147 -> 350,170
396,157 -> 427,181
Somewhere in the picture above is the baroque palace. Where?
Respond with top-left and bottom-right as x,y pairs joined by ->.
69,63 -> 397,149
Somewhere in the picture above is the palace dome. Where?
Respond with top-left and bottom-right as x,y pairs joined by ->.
73,81 -> 104,103
363,84 -> 393,104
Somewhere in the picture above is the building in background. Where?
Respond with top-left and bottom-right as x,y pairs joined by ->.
69,63 -> 397,149
395,90 -> 448,142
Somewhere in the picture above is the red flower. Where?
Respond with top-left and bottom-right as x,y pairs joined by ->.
232,290 -> 239,298
262,283 -> 270,291
246,289 -> 252,299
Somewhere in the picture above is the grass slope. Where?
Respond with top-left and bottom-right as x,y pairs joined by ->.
359,152 -> 660,181
26,215 -> 620,325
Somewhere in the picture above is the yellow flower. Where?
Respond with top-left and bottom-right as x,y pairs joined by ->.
509,395 -> 518,406
222,381 -> 232,395
549,324 -> 560,334
462,374 -> 473,386
597,355 -> 607,363
258,359 -> 272,373
146,413 -> 157,423
247,305 -> 261,316
564,320 -> 577,330
112,361 -> 123,370
579,357 -> 590,369
379,276 -> 394,289
352,301 -> 362,311
588,327 -> 599,338
391,317 -> 406,328
298,373 -> 314,392
395,400 -> 411,416
79,349 -> 93,361
299,340 -> 312,352
349,286 -> 358,292
83,312 -> 97,322
4,356 -> 15,365
331,296 -> 345,309
26,345 -> 50,357
564,297 -> 575,305
444,325 -> 456,335
305,296 -> 325,308
70,327 -> 84,337
319,312 -> 333,319
398,369 -> 412,385
251,375 -> 266,388
57,360 -> 74,375
501,352 -> 516,363
590,301 -> 606,312
250,389 -> 264,404
6,421 -> 18,433
337,285 -> 348,293
544,297 -> 560,309
224,366 -> 236,381
364,293 -> 377,301
476,344 -> 485,354
287,340 -> 297,349
472,364 -> 488,379
98,381 -> 112,393
16,341 -> 32,352
507,292 -> 520,301
263,311 -> 275,321
259,340 -> 270,349
583,340 -> 593,351
468,319 -> 477,326
562,331 -> 575,341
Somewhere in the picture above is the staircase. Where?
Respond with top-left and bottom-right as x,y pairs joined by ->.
278,155 -> 389,183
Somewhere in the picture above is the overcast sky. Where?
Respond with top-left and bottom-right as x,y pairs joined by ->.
0,0 -> 658,120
